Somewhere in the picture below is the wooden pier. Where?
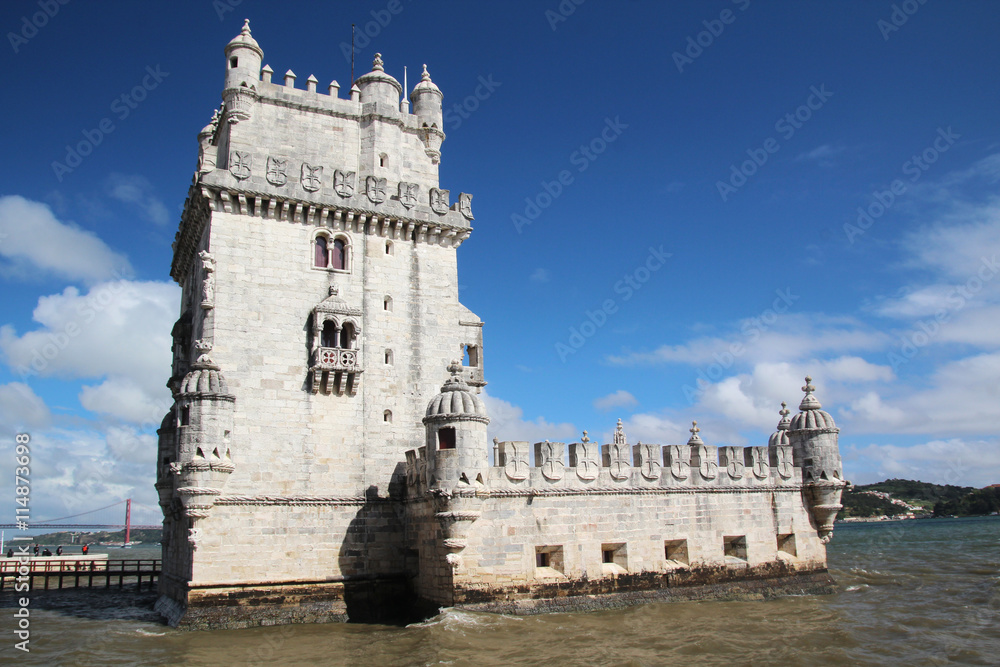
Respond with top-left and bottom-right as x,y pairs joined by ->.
0,557 -> 160,591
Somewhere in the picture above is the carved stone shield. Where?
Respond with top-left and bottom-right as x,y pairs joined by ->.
775,445 -> 793,478
301,163 -> 323,192
751,446 -> 769,479
399,182 -> 418,209
429,188 -> 450,214
668,445 -> 690,480
334,170 -> 355,197
572,440 -> 599,481
458,192 -> 473,219
266,156 -> 287,186
723,446 -> 745,479
536,441 -> 564,481
229,150 -> 251,180
607,443 -> 630,481
638,443 -> 661,480
366,176 -> 387,203
503,443 -> 528,481
697,445 -> 718,480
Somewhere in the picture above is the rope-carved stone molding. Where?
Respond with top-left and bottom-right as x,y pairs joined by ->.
214,495 -> 393,506
442,485 -> 807,499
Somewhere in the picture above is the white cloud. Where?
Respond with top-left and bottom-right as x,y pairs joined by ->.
608,314 -> 887,369
483,391 -> 578,444
529,268 -> 550,283
844,438 -> 1000,488
593,389 -> 637,412
0,382 -> 51,435
107,173 -> 171,226
0,195 -> 132,283
80,377 -> 172,425
0,279 -> 180,414
795,143 -> 846,165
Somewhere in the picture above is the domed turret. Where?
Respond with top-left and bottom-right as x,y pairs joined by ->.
174,347 -> 236,523
410,64 -> 445,163
768,402 -> 791,448
222,19 -> 262,122
423,360 -> 489,489
786,376 -> 845,543
355,53 -> 402,106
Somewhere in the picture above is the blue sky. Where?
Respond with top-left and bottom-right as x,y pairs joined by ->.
1,0 -> 999,525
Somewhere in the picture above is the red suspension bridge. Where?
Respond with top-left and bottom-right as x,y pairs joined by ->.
0,499 -> 160,542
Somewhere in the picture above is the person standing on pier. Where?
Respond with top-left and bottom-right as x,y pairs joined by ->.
56,546 -> 63,556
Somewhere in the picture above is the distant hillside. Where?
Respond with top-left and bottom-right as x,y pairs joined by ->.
856,479 -> 974,507
933,486 -> 1000,517
22,528 -> 162,545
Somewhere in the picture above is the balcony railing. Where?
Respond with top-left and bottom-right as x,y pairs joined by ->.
313,347 -> 360,372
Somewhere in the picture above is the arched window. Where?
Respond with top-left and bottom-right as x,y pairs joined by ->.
383,409 -> 392,423
332,238 -> 346,270
379,153 -> 388,167
383,296 -> 392,312
321,320 -> 337,348
385,240 -> 393,256
340,321 -> 355,350
384,349 -> 393,365
315,236 -> 329,268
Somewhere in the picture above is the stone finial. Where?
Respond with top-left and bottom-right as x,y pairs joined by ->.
284,70 -> 296,87
328,285 -> 338,296
373,53 -> 384,71
261,64 -> 273,84
581,430 -> 590,443
194,339 -> 213,353
421,64 -> 431,81
306,74 -> 318,93
799,376 -> 822,411
687,420 -> 704,445
447,359 -> 463,376
329,80 -> 340,96
777,401 -> 792,430
613,418 -> 626,445
241,18 -> 252,37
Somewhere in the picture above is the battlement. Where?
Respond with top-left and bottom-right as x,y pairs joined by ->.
403,435 -> 798,497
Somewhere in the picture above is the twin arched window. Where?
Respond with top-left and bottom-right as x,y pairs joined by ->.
319,319 -> 357,350
314,234 -> 348,271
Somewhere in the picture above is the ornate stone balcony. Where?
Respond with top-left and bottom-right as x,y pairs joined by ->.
310,347 -> 363,395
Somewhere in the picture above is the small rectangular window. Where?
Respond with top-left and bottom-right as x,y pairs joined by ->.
230,57 -> 238,69
665,539 -> 689,566
724,535 -> 748,561
777,533 -> 797,557
601,543 -> 627,575
438,427 -> 456,450
534,546 -> 563,576
180,406 -> 190,426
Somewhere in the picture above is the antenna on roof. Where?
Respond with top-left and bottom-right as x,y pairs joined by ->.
350,24 -> 355,86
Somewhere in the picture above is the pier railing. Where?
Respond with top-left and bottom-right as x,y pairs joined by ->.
0,558 -> 160,591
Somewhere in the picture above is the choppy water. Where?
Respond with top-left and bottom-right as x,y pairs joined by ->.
2,517 -> 998,666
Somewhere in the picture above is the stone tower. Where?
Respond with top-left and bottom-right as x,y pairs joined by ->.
156,20 -> 485,627
157,21 -> 845,630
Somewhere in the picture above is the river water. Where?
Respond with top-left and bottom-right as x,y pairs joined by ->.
2,516 -> 998,666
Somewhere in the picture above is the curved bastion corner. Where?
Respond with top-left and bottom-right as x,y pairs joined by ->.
153,20 -> 847,630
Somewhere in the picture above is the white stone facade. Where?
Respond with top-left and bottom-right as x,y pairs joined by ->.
155,22 -> 845,629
